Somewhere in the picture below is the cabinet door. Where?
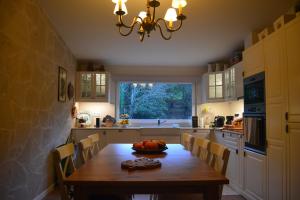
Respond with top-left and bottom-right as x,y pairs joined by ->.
243,41 -> 265,78
234,62 -> 244,98
265,29 -> 287,200
287,123 -> 300,200
224,70 -> 230,99
106,130 -> 140,144
243,150 -> 266,200
226,146 -> 239,189
78,73 -> 93,99
286,18 -> 300,122
94,72 -> 108,101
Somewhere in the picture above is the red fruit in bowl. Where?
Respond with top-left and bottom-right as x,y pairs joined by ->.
133,142 -> 143,149
144,141 -> 159,150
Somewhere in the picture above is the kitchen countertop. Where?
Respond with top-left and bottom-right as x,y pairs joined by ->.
72,126 -> 211,130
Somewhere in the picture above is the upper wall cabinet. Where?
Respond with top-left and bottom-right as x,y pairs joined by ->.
243,41 -> 265,78
201,62 -> 244,104
224,62 -> 244,100
76,71 -> 109,102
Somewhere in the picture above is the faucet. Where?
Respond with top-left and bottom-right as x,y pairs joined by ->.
157,119 -> 167,126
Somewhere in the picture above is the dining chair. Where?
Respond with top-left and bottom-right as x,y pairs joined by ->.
54,143 -> 77,200
79,137 -> 93,163
157,142 -> 230,200
194,138 -> 210,161
206,142 -> 230,176
88,133 -> 101,155
182,133 -> 195,152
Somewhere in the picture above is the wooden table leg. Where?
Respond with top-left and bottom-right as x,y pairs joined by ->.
203,185 -> 221,200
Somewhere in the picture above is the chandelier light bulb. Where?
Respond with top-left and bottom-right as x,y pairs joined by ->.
112,0 -> 128,3
114,2 -> 128,15
164,8 -> 178,22
137,11 -> 147,23
172,0 -> 187,8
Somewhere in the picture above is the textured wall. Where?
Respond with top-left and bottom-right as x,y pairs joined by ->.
0,0 -> 76,199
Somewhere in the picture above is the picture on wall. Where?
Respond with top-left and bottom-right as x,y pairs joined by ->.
58,66 -> 67,102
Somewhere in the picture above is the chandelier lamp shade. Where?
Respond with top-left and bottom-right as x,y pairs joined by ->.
112,0 -> 187,42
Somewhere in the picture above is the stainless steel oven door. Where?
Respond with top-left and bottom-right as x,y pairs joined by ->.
244,114 -> 266,155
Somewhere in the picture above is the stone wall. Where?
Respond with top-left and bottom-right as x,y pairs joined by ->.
0,0 -> 76,199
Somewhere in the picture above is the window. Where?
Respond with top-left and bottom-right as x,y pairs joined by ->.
119,82 -> 192,119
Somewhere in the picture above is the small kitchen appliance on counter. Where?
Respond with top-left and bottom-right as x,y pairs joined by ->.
192,116 -> 198,128
225,116 -> 234,125
214,116 -> 225,127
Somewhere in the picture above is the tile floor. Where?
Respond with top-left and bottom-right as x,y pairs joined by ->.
44,185 -> 246,200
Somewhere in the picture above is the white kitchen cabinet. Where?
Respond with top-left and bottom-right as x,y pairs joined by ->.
106,129 -> 140,144
243,41 -> 265,78
140,128 -> 181,144
76,71 -> 109,102
213,130 -> 243,193
243,150 -> 267,200
264,28 -> 287,200
234,62 -> 244,98
224,67 -> 235,100
285,17 -> 300,200
208,72 -> 224,99
224,62 -> 244,100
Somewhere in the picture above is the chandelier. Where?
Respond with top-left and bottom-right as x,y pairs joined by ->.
112,0 -> 187,42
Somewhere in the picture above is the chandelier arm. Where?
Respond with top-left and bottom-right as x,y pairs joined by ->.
118,22 -> 139,36
139,32 -> 145,42
156,22 -> 172,40
119,16 -> 139,29
155,18 -> 183,32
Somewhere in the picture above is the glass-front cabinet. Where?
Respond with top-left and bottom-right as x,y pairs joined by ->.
224,67 -> 236,100
76,71 -> 109,102
208,72 -> 224,99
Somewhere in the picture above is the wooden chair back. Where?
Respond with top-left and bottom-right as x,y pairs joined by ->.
182,133 -> 195,151
88,133 -> 100,154
79,138 -> 93,163
207,142 -> 230,175
194,138 -> 210,161
54,143 -> 76,200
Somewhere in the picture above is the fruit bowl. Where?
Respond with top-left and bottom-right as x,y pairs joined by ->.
132,140 -> 168,154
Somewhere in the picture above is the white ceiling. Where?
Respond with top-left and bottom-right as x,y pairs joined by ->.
40,0 -> 296,67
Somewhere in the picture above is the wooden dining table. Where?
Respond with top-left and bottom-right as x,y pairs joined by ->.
64,144 -> 229,200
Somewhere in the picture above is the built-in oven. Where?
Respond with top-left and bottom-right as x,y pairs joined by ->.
244,114 -> 266,155
243,72 -> 266,155
244,72 -> 265,114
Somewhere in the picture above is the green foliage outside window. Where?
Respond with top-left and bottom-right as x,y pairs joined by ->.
119,82 -> 192,119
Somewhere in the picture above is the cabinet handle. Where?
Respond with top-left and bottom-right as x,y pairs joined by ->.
286,124 -> 289,133
103,131 -> 106,135
244,151 -> 246,157
236,149 -> 238,155
222,133 -> 225,138
285,112 -> 289,121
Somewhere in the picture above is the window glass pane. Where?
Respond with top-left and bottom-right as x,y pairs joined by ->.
119,82 -> 192,119
209,74 -> 215,86
80,74 -> 92,98
216,73 -> 223,86
97,74 -> 101,85
101,74 -> 106,85
96,86 -> 106,97
216,86 -> 223,98
209,86 -> 216,99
